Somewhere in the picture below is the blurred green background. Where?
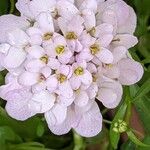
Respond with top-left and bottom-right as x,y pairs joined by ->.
0,0 -> 150,150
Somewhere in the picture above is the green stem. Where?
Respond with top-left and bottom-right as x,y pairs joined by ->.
102,108 -> 108,115
73,130 -> 86,150
9,0 -> 15,14
103,119 -> 112,124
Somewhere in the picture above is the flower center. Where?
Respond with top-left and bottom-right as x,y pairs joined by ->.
57,74 -> 67,83
40,55 -> 49,64
39,74 -> 46,82
55,45 -> 65,55
90,44 -> 100,55
92,74 -> 97,82
106,64 -> 113,68
88,27 -> 96,37
66,32 -> 78,40
74,67 -> 84,76
43,32 -> 53,40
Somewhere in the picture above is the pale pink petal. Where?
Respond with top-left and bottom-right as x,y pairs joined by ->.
3,47 -> 26,69
41,67 -> 52,78
45,104 -> 67,126
29,35 -> 42,45
0,43 -> 10,54
58,65 -> 73,78
67,15 -> 84,37
97,80 -> 123,108
25,59 -> 45,72
97,88 -> 118,108
80,70 -> 92,85
112,46 -> 127,64
26,45 -> 45,58
74,90 -> 89,107
112,34 -> 138,49
118,58 -> 144,85
5,89 -> 35,121
29,0 -> 56,17
95,23 -> 113,38
7,28 -> 29,47
118,7 -> 137,34
18,71 -> 39,86
48,58 -> 60,70
57,0 -> 79,20
97,34 -> 113,48
75,102 -> 102,137
46,107 -> 74,135
82,9 -> 96,30
58,95 -> 74,106
70,76 -> 81,90
0,15 -> 30,43
79,0 -> 97,13
29,90 -> 55,113
58,50 -> 72,64
96,48 -> 113,64
16,0 -> 34,19
32,82 -> 46,93
86,83 -> 98,99
46,75 -> 58,92
59,81 -> 73,98
37,12 -> 54,33
104,65 -> 120,79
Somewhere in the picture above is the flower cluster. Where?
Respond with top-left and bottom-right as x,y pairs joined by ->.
0,0 -> 143,137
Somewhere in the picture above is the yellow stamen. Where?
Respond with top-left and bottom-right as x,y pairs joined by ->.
57,74 -> 67,83
55,45 -> 65,55
88,27 -> 96,37
40,55 -> 49,64
74,67 -> 84,76
43,32 -> 53,40
90,44 -> 100,55
92,75 -> 97,82
106,64 -> 113,68
66,32 -> 78,40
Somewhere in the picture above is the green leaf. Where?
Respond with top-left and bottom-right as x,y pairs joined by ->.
137,136 -> 150,150
133,78 -> 150,101
109,102 -> 127,149
127,130 -> 150,147
121,140 -> 135,150
0,107 -> 45,139
130,86 -> 150,134
0,0 -> 9,15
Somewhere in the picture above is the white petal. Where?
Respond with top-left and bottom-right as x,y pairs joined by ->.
59,81 -> 73,98
96,48 -> 113,64
46,107 -> 74,135
7,28 -> 29,47
45,104 -> 67,126
29,0 -> 56,17
5,89 -> 35,121
112,34 -> 138,49
0,15 -> 29,43
118,58 -> 144,85
16,0 -> 34,19
18,71 -> 39,86
75,102 -> 102,137
3,47 -> 26,69
57,0 -> 79,20
74,90 -> 89,107
29,90 -> 55,113
37,12 -> 54,33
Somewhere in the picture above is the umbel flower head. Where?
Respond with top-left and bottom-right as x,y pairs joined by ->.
0,0 -> 143,137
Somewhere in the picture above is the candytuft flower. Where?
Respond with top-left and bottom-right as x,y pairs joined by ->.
0,0 -> 143,138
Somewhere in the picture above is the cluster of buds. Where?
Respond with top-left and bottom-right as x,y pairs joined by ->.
0,0 -> 143,137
